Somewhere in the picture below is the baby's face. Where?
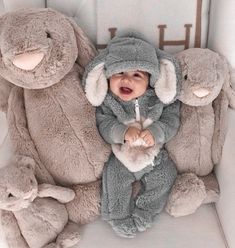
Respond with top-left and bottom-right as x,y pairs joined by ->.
109,71 -> 149,101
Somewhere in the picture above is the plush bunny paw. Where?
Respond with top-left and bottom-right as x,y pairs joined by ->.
165,173 -> 207,217
56,221 -> 80,248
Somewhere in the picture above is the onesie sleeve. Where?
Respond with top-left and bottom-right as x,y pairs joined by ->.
96,105 -> 129,145
146,100 -> 180,145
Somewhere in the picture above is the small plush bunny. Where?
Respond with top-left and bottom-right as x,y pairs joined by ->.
0,155 -> 80,248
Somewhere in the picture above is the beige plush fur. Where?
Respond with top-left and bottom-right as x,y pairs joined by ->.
0,7 -> 110,237
0,155 -> 80,248
165,48 -> 235,217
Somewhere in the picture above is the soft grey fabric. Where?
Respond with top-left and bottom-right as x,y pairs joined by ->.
101,149 -> 177,238
104,33 -> 160,87
96,89 -> 180,145
95,77 -> 179,237
82,31 -> 180,238
82,32 -> 182,104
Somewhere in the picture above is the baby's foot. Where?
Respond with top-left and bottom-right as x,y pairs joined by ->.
109,217 -> 137,238
132,208 -> 153,232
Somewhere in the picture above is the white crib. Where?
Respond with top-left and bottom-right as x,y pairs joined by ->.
0,0 -> 234,247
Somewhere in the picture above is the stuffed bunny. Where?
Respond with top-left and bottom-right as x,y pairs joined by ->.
165,48 -> 235,217
0,8 -> 110,226
0,155 -> 80,248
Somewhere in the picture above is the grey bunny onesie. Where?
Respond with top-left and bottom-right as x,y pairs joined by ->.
97,89 -> 179,237
82,32 -> 181,237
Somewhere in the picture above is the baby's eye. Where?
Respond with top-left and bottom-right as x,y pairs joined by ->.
133,73 -> 142,78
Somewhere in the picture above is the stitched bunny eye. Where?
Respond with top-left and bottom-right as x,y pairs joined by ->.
8,193 -> 13,198
184,74 -> 188,80
46,32 -> 51,38
26,164 -> 31,169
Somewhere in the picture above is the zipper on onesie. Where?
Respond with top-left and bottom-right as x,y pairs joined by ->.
135,98 -> 141,122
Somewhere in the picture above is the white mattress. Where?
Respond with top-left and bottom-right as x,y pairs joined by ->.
0,205 -> 226,248
78,205 -> 226,248
0,1 -> 234,247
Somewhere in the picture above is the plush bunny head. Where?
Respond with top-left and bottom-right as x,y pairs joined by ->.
0,8 -> 95,89
83,32 -> 181,105
0,156 -> 38,211
176,48 -> 230,106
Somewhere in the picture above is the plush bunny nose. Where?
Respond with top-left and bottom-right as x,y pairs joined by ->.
193,88 -> 210,98
13,52 -> 44,70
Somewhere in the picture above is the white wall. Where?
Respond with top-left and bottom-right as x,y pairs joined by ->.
208,1 -> 235,247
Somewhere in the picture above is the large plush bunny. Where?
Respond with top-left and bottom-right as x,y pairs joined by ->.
0,155 -> 80,248
165,48 -> 235,217
0,8 -> 110,227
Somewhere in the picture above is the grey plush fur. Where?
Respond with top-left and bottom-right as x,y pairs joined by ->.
0,8 -> 111,246
96,91 -> 179,237
83,33 -> 180,237
82,32 -> 182,106
165,48 -> 235,217
102,150 -> 177,238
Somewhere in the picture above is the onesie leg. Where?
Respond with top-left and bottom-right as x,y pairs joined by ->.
101,154 -> 137,238
133,150 -> 177,231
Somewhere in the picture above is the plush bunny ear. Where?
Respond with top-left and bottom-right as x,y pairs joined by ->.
222,63 -> 235,109
154,50 -> 181,104
82,50 -> 108,106
67,17 -> 97,69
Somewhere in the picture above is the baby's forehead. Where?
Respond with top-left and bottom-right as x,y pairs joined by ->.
117,70 -> 149,75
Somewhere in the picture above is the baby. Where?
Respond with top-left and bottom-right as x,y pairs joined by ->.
83,33 -> 181,238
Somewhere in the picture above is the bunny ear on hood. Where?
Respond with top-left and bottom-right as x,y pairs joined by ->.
154,49 -> 182,104
82,32 -> 182,106
82,50 -> 109,106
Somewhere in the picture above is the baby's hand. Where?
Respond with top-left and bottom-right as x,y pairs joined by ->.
124,127 -> 141,144
140,130 -> 155,147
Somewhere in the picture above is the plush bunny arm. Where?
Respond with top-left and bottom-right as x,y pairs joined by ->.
224,65 -> 235,109
225,85 -> 235,109
7,87 -> 55,184
212,66 -> 235,165
38,183 -> 75,204
1,210 -> 29,248
0,76 -> 13,113
211,91 -> 228,164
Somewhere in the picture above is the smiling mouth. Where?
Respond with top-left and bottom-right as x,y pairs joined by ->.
120,87 -> 133,94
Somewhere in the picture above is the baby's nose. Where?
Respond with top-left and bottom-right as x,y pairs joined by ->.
121,74 -> 131,82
